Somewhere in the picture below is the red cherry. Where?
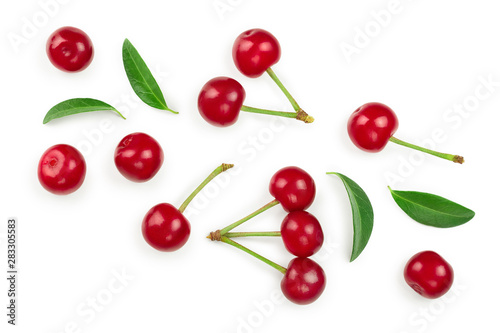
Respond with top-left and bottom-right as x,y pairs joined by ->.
46,26 -> 94,72
197,77 -> 245,127
114,132 -> 164,183
347,102 -> 399,152
269,166 -> 316,212
281,257 -> 326,305
38,144 -> 86,195
281,211 -> 324,258
233,29 -> 281,78
142,164 -> 232,252
404,251 -> 454,299
142,203 -> 191,252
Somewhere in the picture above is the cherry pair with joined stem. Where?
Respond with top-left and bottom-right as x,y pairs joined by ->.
198,29 -> 313,127
209,212 -> 326,305
348,102 -> 464,164
142,163 -> 233,252
209,216 -> 326,305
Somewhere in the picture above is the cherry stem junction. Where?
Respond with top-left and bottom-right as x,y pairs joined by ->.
218,199 -> 280,235
178,163 -> 234,213
389,137 -> 464,164
240,105 -> 313,123
221,236 -> 287,274
224,231 -> 281,238
266,67 -> 301,112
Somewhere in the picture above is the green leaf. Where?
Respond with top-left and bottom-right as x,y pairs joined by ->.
388,187 -> 475,228
122,39 -> 177,114
328,172 -> 374,262
43,98 -> 125,124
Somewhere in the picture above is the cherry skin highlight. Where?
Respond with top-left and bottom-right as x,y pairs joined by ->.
46,26 -> 94,72
142,203 -> 191,252
232,28 -> 281,78
38,144 -> 86,195
347,102 -> 399,152
281,211 -> 324,258
114,132 -> 164,183
269,166 -> 316,212
404,250 -> 454,299
198,76 -> 246,127
281,257 -> 326,305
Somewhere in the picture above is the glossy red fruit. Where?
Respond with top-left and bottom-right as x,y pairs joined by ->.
281,211 -> 324,257
198,76 -> 245,127
46,26 -> 94,72
232,28 -> 281,78
142,203 -> 191,252
281,257 -> 326,305
114,132 -> 164,183
347,102 -> 399,152
38,144 -> 86,195
269,166 -> 316,212
404,251 -> 454,299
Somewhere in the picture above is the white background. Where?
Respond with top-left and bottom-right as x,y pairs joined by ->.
1,0 -> 500,332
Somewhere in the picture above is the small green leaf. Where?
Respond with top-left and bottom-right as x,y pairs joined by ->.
328,172 -> 374,262
122,38 -> 177,114
388,187 -> 475,228
43,98 -> 125,124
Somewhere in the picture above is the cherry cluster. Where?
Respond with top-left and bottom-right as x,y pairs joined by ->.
208,166 -> 326,305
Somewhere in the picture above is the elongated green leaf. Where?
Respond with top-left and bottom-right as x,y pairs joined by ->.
43,98 -> 125,124
328,172 -> 374,262
122,39 -> 177,114
388,187 -> 475,228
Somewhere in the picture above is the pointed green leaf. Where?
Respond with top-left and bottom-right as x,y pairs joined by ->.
388,187 -> 475,228
328,172 -> 374,262
122,38 -> 177,114
43,98 -> 125,124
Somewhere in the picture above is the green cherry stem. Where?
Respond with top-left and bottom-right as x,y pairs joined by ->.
240,105 -> 314,123
266,67 -> 301,112
219,199 -> 280,235
207,200 -> 280,241
178,163 -> 234,213
221,236 -> 287,274
389,137 -> 464,164
225,231 -> 281,238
